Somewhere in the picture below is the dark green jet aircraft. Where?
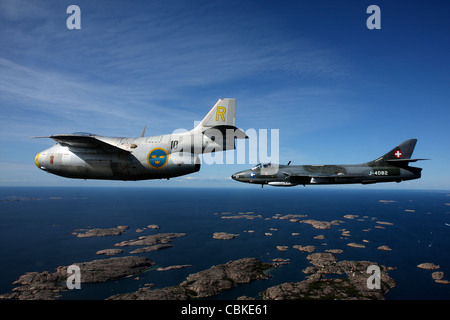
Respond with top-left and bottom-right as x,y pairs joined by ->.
231,139 -> 426,187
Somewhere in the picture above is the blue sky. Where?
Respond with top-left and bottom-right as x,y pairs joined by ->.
0,0 -> 448,189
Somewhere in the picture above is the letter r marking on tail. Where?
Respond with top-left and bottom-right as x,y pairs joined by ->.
216,106 -> 226,122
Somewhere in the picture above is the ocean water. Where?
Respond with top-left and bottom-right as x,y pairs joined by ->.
0,186 -> 449,300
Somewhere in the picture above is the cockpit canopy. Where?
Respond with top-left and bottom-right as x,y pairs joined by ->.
251,163 -> 276,170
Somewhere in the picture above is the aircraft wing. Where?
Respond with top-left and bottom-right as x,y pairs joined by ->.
35,133 -> 131,153
283,172 -> 367,182
284,172 -> 366,178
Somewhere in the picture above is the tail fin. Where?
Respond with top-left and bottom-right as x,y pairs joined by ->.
193,98 -> 247,139
196,98 -> 237,130
368,139 -> 419,166
191,98 -> 247,153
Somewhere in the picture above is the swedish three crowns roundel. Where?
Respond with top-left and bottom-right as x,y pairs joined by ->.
147,148 -> 169,169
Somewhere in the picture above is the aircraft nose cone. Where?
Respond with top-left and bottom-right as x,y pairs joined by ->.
232,171 -> 251,182
35,152 -> 41,169
35,152 -> 48,171
232,171 -> 247,181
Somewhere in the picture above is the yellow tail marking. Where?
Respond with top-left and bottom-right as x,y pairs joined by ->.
216,106 -> 226,122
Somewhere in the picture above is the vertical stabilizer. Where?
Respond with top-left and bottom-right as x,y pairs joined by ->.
369,139 -> 417,165
196,98 -> 236,130
190,98 -> 246,154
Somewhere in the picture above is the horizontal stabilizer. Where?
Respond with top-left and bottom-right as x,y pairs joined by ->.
386,158 -> 429,168
202,125 -> 248,139
386,158 -> 429,163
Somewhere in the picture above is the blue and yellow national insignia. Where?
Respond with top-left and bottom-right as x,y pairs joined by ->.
147,148 -> 169,169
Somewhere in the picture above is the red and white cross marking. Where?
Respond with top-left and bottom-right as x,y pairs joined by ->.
394,150 -> 403,158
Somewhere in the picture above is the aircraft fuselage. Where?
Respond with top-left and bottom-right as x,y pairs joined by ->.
35,133 -> 201,180
231,139 -> 425,187
231,163 -> 421,187
34,98 -> 246,181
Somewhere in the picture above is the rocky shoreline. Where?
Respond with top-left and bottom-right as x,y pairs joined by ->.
0,251 -> 399,300
0,256 -> 154,300
262,253 -> 396,300
108,258 -> 274,300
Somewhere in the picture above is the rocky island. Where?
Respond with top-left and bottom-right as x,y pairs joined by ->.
417,263 -> 449,284
261,253 -> 396,300
213,232 -> 239,240
111,233 -> 186,253
347,242 -> 366,248
299,219 -> 343,230
220,214 -> 262,220
0,256 -> 154,300
114,232 -> 186,247
293,245 -> 316,253
417,262 -> 440,270
72,225 -> 129,237
108,257 -> 274,300
96,248 -> 124,256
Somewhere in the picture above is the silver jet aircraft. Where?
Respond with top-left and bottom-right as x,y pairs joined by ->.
232,139 -> 426,187
34,98 -> 246,180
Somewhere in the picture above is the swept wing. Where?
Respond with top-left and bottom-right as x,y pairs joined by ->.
34,133 -> 131,153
